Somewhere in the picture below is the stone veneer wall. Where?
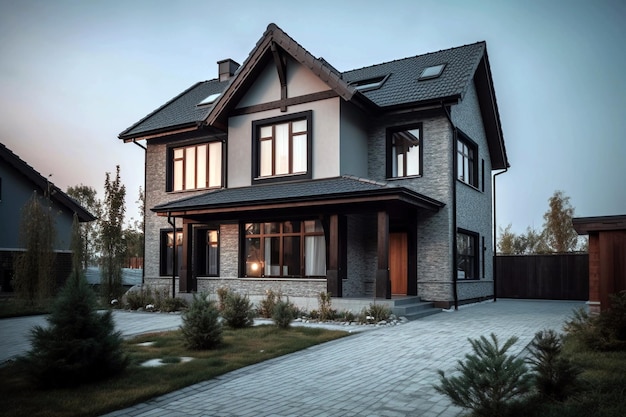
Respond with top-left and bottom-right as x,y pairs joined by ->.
344,214 -> 377,297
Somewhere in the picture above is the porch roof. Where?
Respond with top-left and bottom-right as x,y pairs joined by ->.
152,175 -> 444,217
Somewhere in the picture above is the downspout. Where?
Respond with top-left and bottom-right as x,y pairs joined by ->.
492,167 -> 508,302
167,212 -> 176,298
132,139 -> 147,285
442,102 -> 459,311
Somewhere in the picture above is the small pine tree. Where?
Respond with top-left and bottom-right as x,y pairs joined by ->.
435,333 -> 532,417
21,215 -> 128,387
221,292 -> 255,329
273,299 -> 295,329
527,329 -> 581,401
181,293 -> 222,349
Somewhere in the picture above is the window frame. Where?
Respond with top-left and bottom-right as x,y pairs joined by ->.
457,132 -> 479,188
251,111 -> 312,184
159,229 -> 183,277
386,123 -> 423,179
242,220 -> 326,278
194,226 -> 220,277
457,229 -> 479,280
166,139 -> 223,192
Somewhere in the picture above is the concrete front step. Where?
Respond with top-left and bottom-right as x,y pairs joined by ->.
391,297 -> 441,321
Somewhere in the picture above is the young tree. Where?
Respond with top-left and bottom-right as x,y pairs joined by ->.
66,184 -> 101,269
22,214 -> 128,388
13,191 -> 57,304
497,224 -> 517,254
542,190 -> 579,253
100,166 -> 126,301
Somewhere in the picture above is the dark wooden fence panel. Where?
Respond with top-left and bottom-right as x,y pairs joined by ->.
496,254 -> 588,300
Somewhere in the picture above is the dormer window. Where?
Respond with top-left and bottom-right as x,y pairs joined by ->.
197,93 -> 221,107
418,64 -> 446,80
350,74 -> 390,92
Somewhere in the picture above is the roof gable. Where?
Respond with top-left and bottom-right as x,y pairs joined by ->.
0,142 -> 96,222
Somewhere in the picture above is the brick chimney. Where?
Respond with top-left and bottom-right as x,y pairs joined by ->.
218,59 -> 240,82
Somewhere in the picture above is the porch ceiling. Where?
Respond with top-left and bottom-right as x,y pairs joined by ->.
152,175 -> 444,219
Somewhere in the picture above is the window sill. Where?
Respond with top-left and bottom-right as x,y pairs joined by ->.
253,172 -> 311,184
386,175 -> 423,181
168,186 -> 222,194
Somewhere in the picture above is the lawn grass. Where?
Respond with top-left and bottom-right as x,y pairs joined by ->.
0,325 -> 349,417
511,337 -> 626,417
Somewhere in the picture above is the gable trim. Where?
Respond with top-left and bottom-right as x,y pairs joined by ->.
231,90 -> 339,117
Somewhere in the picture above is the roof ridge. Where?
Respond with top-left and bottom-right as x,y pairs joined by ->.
342,41 -> 486,75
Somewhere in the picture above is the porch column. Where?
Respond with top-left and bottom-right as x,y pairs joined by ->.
327,214 -> 343,297
179,222 -> 193,293
376,210 -> 391,299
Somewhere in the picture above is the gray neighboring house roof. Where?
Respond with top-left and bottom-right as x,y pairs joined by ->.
119,24 -> 507,170
152,175 -> 444,215
0,142 -> 96,222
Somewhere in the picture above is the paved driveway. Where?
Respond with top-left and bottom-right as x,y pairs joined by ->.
93,299 -> 583,417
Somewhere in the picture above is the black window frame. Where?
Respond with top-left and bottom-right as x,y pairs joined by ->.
194,226 -> 220,277
386,123 -> 423,179
159,228 -> 183,277
457,229 -> 479,280
241,220 -> 326,278
457,132 -> 479,188
165,139 -> 223,192
251,111 -> 313,184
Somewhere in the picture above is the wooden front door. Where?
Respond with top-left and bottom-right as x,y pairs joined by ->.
389,232 -> 408,295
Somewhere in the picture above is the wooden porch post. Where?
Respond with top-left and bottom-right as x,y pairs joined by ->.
376,210 -> 391,299
327,214 -> 343,297
179,222 -> 193,293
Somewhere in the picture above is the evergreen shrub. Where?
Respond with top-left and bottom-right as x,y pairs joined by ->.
222,292 -> 255,329
181,293 -> 222,350
273,299 -> 296,329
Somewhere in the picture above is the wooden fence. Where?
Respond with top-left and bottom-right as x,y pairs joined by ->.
495,254 -> 588,300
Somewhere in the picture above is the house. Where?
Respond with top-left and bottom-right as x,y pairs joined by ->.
0,142 -> 96,292
119,23 -> 509,310
573,215 -> 626,313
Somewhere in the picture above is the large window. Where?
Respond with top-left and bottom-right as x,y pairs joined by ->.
387,125 -> 422,178
169,141 -> 222,191
252,111 -> 312,182
457,230 -> 478,280
457,135 -> 478,187
160,229 -> 182,276
244,220 -> 326,278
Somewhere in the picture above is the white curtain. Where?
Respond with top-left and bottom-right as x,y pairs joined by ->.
305,235 -> 326,276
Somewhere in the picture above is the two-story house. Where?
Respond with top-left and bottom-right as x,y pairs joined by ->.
119,23 -> 508,310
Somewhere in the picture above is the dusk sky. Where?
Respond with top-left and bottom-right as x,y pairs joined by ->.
1,0 -> 624,236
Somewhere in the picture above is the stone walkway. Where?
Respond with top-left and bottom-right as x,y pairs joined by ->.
88,299 -> 583,417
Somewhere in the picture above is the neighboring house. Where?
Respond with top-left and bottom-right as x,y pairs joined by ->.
0,142 -> 96,291
119,23 -> 509,308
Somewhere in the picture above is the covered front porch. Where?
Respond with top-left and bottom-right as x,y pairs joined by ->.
152,176 -> 444,301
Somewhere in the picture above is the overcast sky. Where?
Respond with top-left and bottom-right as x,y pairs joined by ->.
1,0 -> 624,235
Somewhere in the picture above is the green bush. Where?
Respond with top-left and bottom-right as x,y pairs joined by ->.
435,333 -> 533,417
273,299 -> 296,329
216,286 -> 231,311
154,287 -> 188,312
21,269 -> 129,388
527,329 -> 581,401
367,303 -> 392,321
565,292 -> 626,351
258,289 -> 280,318
181,293 -> 222,350
317,291 -> 335,321
222,292 -> 255,329
124,286 -> 155,310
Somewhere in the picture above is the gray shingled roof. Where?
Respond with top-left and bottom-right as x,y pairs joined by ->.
344,42 -> 485,107
119,80 -> 228,138
119,39 -> 486,140
152,176 -> 444,213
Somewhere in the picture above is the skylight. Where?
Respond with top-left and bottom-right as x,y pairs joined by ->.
350,74 -> 389,92
197,92 -> 221,106
418,64 -> 446,80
